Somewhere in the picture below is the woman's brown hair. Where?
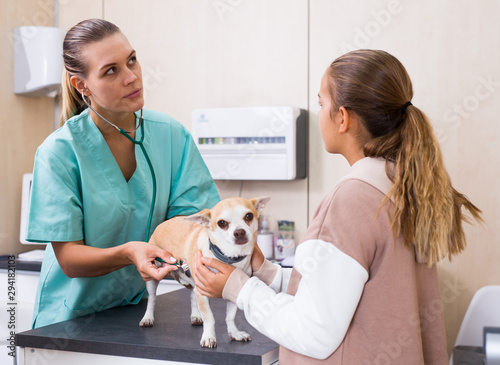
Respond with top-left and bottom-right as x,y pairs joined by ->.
327,49 -> 482,265
59,19 -> 121,126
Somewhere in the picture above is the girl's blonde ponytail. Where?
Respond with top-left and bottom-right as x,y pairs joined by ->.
327,49 -> 482,266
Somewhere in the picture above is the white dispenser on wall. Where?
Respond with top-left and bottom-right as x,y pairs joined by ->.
14,26 -> 65,97
192,106 -> 306,180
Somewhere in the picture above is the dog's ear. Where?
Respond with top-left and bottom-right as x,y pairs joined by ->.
184,209 -> 211,227
250,196 -> 270,215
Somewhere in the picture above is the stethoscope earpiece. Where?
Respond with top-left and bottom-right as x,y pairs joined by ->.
80,88 -> 89,103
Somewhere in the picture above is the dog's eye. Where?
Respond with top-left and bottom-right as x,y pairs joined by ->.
217,220 -> 228,229
244,213 -> 254,222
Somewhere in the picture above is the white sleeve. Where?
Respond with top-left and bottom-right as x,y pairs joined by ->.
236,239 -> 368,359
267,263 -> 293,293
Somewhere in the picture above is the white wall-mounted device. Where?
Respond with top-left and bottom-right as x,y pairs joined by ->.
14,26 -> 65,97
192,106 -> 306,180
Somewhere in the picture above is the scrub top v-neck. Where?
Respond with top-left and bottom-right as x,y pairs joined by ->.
26,108 -> 220,328
81,112 -> 152,245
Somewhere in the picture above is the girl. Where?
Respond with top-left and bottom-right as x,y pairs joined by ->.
27,19 -> 220,328
193,49 -> 482,364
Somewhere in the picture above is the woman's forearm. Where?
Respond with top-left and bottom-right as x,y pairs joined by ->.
52,240 -> 133,278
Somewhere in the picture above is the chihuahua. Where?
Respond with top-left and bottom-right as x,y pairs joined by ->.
139,196 -> 270,348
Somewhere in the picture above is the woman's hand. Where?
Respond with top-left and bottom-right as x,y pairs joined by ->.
52,240 -> 177,280
125,241 -> 178,281
193,251 -> 235,298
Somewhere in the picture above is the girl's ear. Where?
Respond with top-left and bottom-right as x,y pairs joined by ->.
337,106 -> 350,134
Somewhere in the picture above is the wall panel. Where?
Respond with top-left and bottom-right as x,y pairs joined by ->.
0,0 -> 57,255
57,0 -> 103,30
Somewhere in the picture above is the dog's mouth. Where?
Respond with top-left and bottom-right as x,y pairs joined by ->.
234,237 -> 249,245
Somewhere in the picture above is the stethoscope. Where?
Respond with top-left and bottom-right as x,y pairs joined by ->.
81,90 -> 190,274
81,89 -> 156,242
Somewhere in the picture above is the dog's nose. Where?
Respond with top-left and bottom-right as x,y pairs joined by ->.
234,229 -> 246,240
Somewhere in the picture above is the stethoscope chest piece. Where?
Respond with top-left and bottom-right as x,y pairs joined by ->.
177,259 -> 191,278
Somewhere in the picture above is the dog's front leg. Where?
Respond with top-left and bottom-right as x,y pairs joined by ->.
190,290 -> 203,325
226,301 -> 252,342
194,288 -> 217,348
139,280 -> 159,327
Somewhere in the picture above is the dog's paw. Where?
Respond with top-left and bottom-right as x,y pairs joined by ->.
139,316 -> 154,327
191,316 -> 203,326
200,334 -> 217,348
229,330 -> 252,342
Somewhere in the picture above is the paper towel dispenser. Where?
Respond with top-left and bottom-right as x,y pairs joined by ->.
192,106 -> 306,180
13,26 -> 65,97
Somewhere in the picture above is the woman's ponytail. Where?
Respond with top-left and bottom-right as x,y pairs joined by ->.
59,68 -> 85,126
59,19 -> 121,125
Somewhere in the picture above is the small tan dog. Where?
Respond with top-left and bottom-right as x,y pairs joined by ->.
139,196 -> 270,348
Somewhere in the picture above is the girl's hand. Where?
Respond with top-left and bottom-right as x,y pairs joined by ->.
251,244 -> 265,273
193,251 -> 235,298
126,241 -> 178,281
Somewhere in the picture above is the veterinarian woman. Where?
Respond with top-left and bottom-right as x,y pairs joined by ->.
26,19 -> 220,328
193,49 -> 483,364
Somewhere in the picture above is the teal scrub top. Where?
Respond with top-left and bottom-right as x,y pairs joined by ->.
27,108 -> 220,328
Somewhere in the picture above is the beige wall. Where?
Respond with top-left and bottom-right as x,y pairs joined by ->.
2,0 -> 497,355
0,0 -> 56,255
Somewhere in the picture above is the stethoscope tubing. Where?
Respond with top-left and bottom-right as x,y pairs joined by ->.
81,90 -> 156,242
121,129 -> 157,241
